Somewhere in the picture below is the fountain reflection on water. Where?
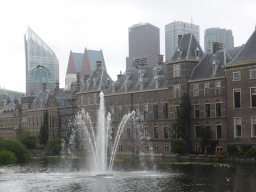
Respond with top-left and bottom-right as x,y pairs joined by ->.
76,92 -> 140,173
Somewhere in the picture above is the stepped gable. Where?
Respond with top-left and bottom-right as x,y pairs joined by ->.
171,33 -> 204,62
104,63 -> 167,95
190,50 -> 233,80
228,29 -> 256,65
80,68 -> 113,93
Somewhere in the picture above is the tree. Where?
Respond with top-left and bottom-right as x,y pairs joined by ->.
16,127 -> 37,149
39,111 -> 49,146
197,125 -> 217,154
44,137 -> 62,155
171,93 -> 191,153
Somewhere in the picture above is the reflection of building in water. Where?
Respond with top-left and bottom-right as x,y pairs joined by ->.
24,27 -> 59,96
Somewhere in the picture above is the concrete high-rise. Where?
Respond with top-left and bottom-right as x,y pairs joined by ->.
24,27 -> 59,96
126,23 -> 160,69
204,28 -> 234,53
165,21 -> 200,62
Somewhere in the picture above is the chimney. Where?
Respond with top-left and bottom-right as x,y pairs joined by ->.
96,61 -> 102,70
178,35 -> 183,45
158,55 -> 163,65
55,79 -> 59,90
141,58 -> 147,65
212,42 -> 223,54
117,71 -> 122,79
42,83 -> 47,92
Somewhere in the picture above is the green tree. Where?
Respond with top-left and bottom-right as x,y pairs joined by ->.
197,125 -> 217,154
39,110 -> 49,146
44,137 -> 62,155
171,93 -> 191,153
16,127 -> 37,149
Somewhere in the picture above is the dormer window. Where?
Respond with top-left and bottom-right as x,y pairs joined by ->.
93,78 -> 98,87
106,78 -> 110,86
212,59 -> 216,73
195,47 -> 200,59
177,48 -> 181,59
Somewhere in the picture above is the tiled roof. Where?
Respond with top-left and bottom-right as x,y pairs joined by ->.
80,68 -> 113,93
87,50 -> 105,71
0,94 -> 9,108
171,33 -> 204,62
0,102 -> 16,117
228,29 -> 256,65
30,90 -> 51,110
104,63 -> 167,95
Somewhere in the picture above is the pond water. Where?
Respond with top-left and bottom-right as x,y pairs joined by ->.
0,157 -> 256,191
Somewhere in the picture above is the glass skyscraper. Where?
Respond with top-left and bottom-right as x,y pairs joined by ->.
165,21 -> 200,62
24,27 -> 59,96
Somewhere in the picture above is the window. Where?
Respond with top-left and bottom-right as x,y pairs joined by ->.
250,70 -> 256,79
145,127 -> 149,139
136,128 -> 139,139
216,145 -> 222,152
127,128 -> 131,139
173,64 -> 181,77
164,127 -> 169,139
216,103 -> 221,117
144,105 -> 149,120
195,105 -> 199,118
195,126 -> 200,139
110,107 -> 115,122
118,107 -> 123,122
163,103 -> 168,119
215,81 -> 221,95
235,118 -> 242,138
252,117 -> 256,137
164,145 -> 169,153
126,106 -> 131,114
135,105 -> 139,120
81,94 -> 83,102
204,82 -> 210,96
174,105 -> 179,119
111,128 -> 114,140
205,104 -> 210,117
234,89 -> 241,108
87,95 -> 90,105
251,88 -> 256,107
94,93 -> 97,104
194,83 -> 199,97
119,144 -> 122,152
217,125 -> 221,139
154,145 -> 158,153
145,145 -> 149,153
173,85 -> 181,98
233,72 -> 240,81
154,127 -> 158,139
153,104 -> 158,119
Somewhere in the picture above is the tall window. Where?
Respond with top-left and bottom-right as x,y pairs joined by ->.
136,128 -> 139,139
252,117 -> 256,137
127,128 -> 130,139
154,127 -> 158,139
153,104 -> 158,119
164,127 -> 169,139
126,106 -> 131,114
233,72 -> 240,81
195,105 -> 199,118
81,95 -> 83,105
135,105 -> 139,120
94,93 -> 97,104
110,107 -> 115,122
111,128 -> 114,140
204,82 -> 210,96
215,81 -> 221,95
173,85 -> 181,98
174,105 -> 179,119
154,145 -> 158,153
144,105 -> 149,120
235,118 -> 242,138
119,144 -> 122,152
250,70 -> 256,79
118,107 -> 123,122
251,88 -> 256,107
195,126 -> 200,139
164,145 -> 169,153
217,125 -> 221,139
173,64 -> 181,77
216,103 -> 221,117
87,95 -> 90,105
145,127 -> 149,139
234,89 -> 241,108
194,83 -> 199,97
205,104 -> 210,117
145,145 -> 149,153
163,103 -> 168,119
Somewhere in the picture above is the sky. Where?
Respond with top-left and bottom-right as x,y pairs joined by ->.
1,0 -> 256,93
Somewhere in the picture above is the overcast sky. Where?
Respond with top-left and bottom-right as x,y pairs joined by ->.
1,0 -> 256,93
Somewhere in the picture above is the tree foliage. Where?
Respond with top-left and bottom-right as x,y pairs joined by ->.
44,137 -> 62,155
170,140 -> 185,154
39,110 -> 49,146
16,127 -> 37,149
172,93 -> 191,153
197,125 -> 217,154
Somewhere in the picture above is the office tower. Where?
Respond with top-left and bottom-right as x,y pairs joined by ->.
65,48 -> 106,90
165,21 -> 200,62
204,28 -> 234,53
126,23 -> 160,69
24,27 -> 59,96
